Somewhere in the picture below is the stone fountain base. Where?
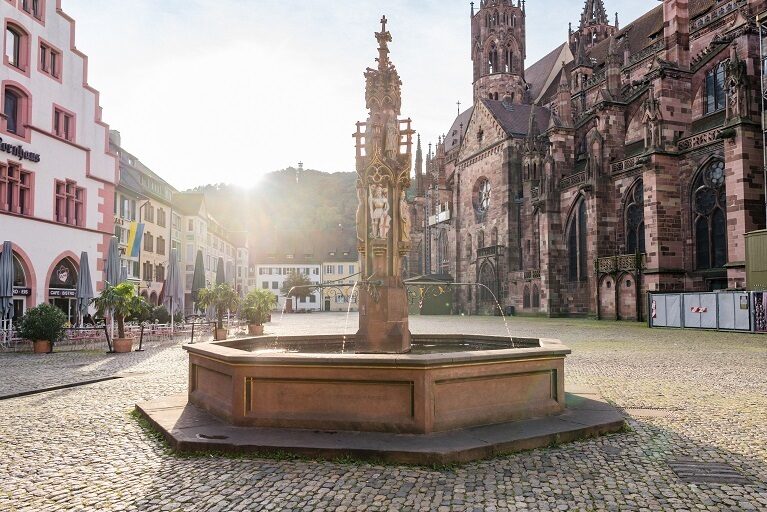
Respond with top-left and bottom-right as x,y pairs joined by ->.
136,386 -> 623,464
136,335 -> 625,463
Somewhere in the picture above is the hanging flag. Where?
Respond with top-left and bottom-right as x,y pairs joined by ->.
126,222 -> 145,259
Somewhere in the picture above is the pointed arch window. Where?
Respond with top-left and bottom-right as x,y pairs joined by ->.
568,198 -> 588,282
625,179 -> 645,254
693,161 -> 727,270
488,44 -> 499,74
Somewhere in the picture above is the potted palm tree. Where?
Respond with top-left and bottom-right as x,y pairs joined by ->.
242,288 -> 276,335
197,283 -> 240,341
94,282 -> 149,353
17,303 -> 67,354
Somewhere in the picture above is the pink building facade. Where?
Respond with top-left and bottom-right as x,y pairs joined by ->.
1,0 -> 117,323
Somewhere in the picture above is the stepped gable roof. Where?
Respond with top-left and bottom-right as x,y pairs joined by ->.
525,42 -> 568,102
444,107 -> 474,153
481,100 -> 550,137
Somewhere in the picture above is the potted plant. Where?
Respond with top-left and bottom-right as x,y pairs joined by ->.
197,283 -> 240,341
17,303 -> 67,354
242,289 -> 276,335
94,282 -> 149,353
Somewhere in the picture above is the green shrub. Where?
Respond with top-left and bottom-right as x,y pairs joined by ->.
17,304 -> 68,344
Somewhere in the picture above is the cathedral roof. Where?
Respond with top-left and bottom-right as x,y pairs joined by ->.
481,100 -> 550,137
527,0 -> 716,105
444,107 -> 474,153
525,43 -> 571,104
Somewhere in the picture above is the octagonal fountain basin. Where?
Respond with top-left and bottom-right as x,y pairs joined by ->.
184,335 -> 570,435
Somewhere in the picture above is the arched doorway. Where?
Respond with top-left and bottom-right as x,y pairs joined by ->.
48,257 -> 78,324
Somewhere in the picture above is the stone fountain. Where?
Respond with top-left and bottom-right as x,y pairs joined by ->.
136,18 -> 624,464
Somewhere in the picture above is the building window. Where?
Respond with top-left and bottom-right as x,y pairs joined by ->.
705,62 -> 726,114
625,179 -> 645,254
156,237 -> 166,256
143,262 -> 153,281
53,107 -> 74,141
337,265 -> 343,274
349,265 -> 355,274
157,208 -> 166,227
272,281 -> 278,290
54,179 -> 84,227
0,163 -> 31,215
474,178 -> 491,213
188,219 -> 194,231
3,87 -> 27,136
693,161 -> 727,270
155,264 -> 165,283
145,204 -> 154,223
5,27 -> 21,68
40,42 -> 60,79
262,281 -> 269,289
20,0 -> 44,20
567,198 -> 588,282
325,265 -> 333,274
144,232 -> 154,253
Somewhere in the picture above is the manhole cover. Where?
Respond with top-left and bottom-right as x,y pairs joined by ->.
668,461 -> 751,484
197,434 -> 229,440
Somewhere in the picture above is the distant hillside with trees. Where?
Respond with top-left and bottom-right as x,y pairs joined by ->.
191,167 -> 359,250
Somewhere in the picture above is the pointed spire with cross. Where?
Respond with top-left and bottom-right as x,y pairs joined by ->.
375,15 -> 393,71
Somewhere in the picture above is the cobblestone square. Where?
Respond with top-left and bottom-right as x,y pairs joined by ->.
1,314 -> 766,511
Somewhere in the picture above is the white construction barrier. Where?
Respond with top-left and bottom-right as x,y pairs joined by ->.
649,292 -> 753,332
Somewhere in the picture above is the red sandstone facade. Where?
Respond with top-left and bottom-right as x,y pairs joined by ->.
408,0 -> 767,320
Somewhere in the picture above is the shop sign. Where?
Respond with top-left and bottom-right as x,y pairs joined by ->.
0,137 -> 41,163
49,288 -> 76,298
12,287 -> 31,296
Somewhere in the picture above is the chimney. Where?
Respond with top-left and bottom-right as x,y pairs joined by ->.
664,0 -> 689,68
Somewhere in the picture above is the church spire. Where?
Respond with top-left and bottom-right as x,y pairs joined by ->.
580,0 -> 609,29
414,134 -> 424,195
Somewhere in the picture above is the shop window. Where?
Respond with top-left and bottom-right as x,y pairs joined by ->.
54,179 -> 85,227
0,163 -> 32,215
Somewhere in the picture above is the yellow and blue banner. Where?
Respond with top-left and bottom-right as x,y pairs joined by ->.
126,222 -> 145,258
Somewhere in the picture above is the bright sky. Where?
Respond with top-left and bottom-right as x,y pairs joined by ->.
65,0 -> 653,190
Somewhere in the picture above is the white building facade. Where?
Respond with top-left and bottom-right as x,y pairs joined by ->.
255,264 -> 321,312
1,1 -> 117,324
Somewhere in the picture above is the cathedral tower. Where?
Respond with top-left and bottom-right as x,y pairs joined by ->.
569,0 -> 617,54
471,0 -> 527,103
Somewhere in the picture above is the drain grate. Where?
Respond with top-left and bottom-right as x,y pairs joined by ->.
668,460 -> 751,484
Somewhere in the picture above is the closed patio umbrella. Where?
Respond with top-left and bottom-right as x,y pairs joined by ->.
0,241 -> 14,323
163,249 -> 184,333
75,251 -> 94,326
216,257 -> 226,285
191,250 -> 206,313
105,237 -> 121,285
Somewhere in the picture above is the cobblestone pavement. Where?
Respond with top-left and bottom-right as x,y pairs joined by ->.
1,314 -> 766,511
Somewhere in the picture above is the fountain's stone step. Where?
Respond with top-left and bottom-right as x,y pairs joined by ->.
136,387 -> 625,465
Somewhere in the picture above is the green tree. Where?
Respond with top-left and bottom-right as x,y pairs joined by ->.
241,289 -> 277,326
93,283 -> 149,339
197,283 -> 240,329
280,272 -> 314,300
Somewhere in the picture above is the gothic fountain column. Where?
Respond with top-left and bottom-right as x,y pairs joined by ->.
354,16 -> 414,353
